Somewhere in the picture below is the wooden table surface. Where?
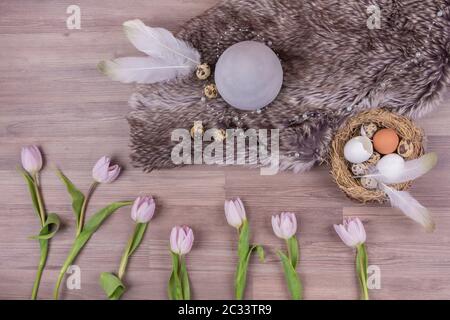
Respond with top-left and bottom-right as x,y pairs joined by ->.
1,0 -> 450,300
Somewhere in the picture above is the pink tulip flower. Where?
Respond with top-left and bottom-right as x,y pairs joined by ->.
170,225 -> 194,255
272,212 -> 297,240
92,156 -> 121,183
334,217 -> 367,248
21,145 -> 43,174
131,196 -> 155,223
224,197 -> 247,229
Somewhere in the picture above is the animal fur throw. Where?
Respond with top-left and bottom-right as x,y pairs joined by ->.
127,0 -> 450,173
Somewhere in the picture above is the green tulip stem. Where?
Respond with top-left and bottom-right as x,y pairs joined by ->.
32,173 -> 46,226
118,224 -> 139,280
30,172 -> 49,300
286,239 -> 292,263
53,247 -> 77,300
76,182 -> 98,236
31,239 -> 48,300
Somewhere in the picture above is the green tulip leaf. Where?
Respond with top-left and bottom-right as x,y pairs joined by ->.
235,221 -> 264,300
237,220 -> 250,258
99,272 -> 125,300
53,201 -> 132,299
278,250 -> 302,300
356,244 -> 369,300
288,236 -> 299,269
82,201 -> 131,235
18,168 -> 40,219
180,258 -> 190,300
31,233 -> 50,299
254,245 -> 265,263
56,169 -> 85,228
30,213 -> 61,240
235,258 -> 248,300
235,222 -> 249,300
168,252 -> 183,300
128,223 -> 148,257
116,223 -> 149,281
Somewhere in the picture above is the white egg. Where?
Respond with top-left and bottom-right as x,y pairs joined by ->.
376,153 -> 405,180
344,136 -> 373,164
215,41 -> 283,111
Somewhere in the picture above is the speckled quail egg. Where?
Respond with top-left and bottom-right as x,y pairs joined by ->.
365,151 -> 381,166
196,63 -> 211,80
360,177 -> 378,189
351,163 -> 369,176
361,123 -> 378,139
190,122 -> 204,138
204,83 -> 218,99
397,139 -> 414,158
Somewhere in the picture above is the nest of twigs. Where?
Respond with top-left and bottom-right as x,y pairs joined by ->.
330,108 -> 424,203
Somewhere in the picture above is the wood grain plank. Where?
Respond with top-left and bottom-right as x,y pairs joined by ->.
1,0 -> 450,300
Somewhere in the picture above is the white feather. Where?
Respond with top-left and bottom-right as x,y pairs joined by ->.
362,152 -> 438,184
98,19 -> 201,84
381,184 -> 435,232
123,19 -> 200,66
98,57 -> 193,84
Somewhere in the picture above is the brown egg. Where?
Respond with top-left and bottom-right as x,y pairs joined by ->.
373,128 -> 399,155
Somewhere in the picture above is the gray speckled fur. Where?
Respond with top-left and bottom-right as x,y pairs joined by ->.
128,0 -> 450,173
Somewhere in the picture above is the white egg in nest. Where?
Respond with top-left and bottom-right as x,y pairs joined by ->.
376,153 -> 405,180
344,136 -> 373,164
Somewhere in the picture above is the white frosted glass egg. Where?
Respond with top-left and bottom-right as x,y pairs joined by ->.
214,41 -> 283,111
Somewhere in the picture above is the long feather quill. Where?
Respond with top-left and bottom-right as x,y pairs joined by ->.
381,183 -> 435,232
362,152 -> 438,184
98,57 -> 192,84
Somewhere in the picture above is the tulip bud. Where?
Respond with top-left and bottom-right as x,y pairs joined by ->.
21,145 -> 43,174
272,212 -> 297,240
131,196 -> 155,223
224,198 -> 247,229
170,225 -> 194,255
92,156 -> 121,183
334,217 -> 367,248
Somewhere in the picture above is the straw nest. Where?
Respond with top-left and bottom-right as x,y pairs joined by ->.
330,108 -> 424,203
